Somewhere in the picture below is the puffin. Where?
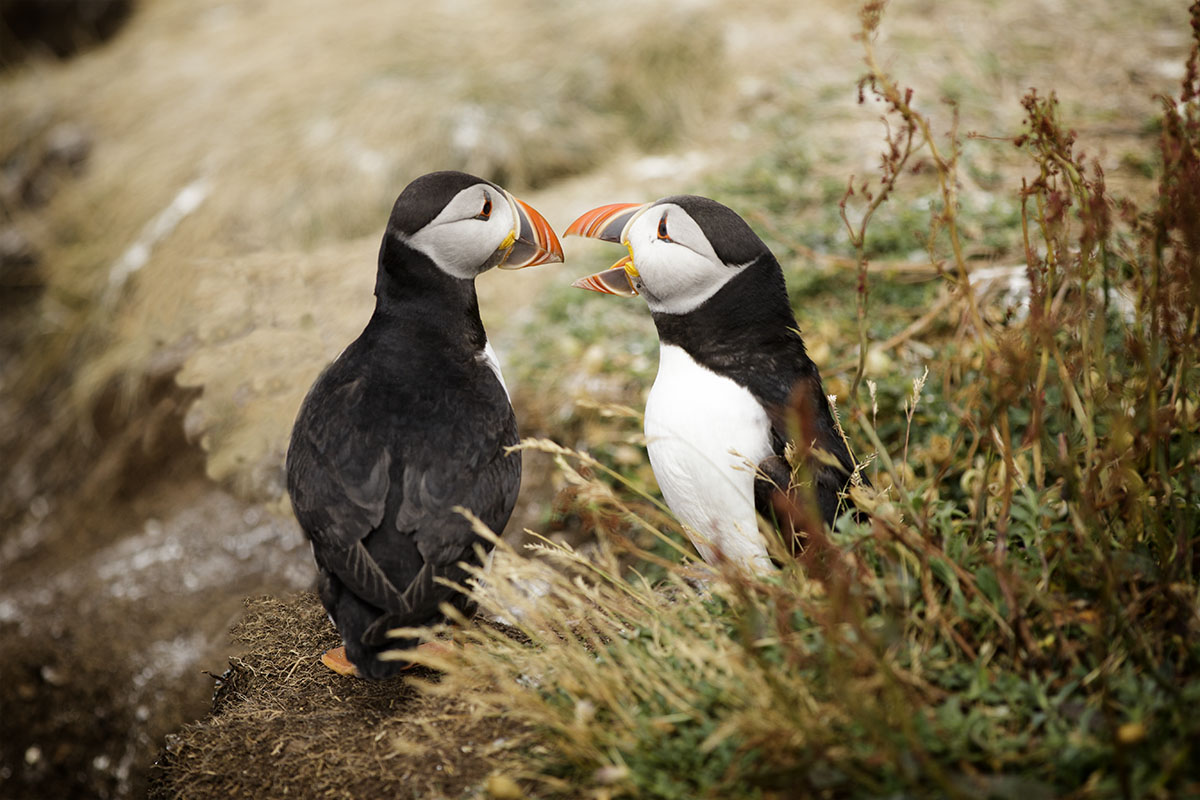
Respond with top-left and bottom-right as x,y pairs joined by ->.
565,195 -> 858,574
286,171 -> 563,678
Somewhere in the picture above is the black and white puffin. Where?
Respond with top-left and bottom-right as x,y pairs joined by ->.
565,196 -> 857,574
286,171 -> 563,678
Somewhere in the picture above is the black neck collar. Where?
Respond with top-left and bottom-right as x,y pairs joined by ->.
371,231 -> 487,351
650,256 -> 815,405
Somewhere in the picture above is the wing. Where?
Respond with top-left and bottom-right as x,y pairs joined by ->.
756,373 -> 859,532
286,351 -> 520,630
754,453 -> 792,525
363,412 -> 519,641
287,373 -> 409,611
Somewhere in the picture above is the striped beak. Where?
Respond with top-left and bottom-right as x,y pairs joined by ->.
497,193 -> 564,269
570,261 -> 638,296
564,202 -> 648,243
565,202 -> 649,296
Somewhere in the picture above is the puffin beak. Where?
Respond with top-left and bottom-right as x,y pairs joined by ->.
564,202 -> 648,243
571,259 -> 638,296
497,193 -> 564,269
564,202 -> 649,297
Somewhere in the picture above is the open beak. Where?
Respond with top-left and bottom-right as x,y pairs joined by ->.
570,260 -> 638,296
564,202 -> 649,296
497,193 -> 564,269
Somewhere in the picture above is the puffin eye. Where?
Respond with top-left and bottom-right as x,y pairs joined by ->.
476,195 -> 492,220
657,213 -> 671,241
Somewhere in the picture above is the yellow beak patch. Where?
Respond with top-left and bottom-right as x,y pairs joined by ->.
622,241 -> 639,278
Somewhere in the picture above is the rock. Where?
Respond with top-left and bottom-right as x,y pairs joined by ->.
0,0 -> 134,65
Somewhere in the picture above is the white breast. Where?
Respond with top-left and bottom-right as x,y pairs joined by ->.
644,344 -> 775,573
478,339 -> 510,401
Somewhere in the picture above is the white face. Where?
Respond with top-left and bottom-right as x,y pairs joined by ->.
623,203 -> 750,315
402,184 -> 518,279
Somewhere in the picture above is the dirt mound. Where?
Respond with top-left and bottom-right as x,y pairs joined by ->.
149,594 -> 534,800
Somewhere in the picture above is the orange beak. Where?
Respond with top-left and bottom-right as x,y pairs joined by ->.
498,194 -> 565,269
564,202 -> 649,296
570,260 -> 638,296
564,202 -> 648,243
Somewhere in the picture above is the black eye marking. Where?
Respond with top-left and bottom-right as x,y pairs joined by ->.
476,194 -> 493,220
657,212 -> 671,241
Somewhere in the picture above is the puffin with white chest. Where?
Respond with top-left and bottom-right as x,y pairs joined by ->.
286,171 -> 562,678
566,195 -> 857,574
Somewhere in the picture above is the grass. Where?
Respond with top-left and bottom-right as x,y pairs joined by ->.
390,3 -> 1200,798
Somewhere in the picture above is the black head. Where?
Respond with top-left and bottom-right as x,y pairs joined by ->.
381,170 -> 563,282
614,193 -> 774,315
655,195 -> 769,268
386,171 -> 499,239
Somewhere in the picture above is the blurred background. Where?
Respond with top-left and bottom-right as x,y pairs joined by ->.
0,0 -> 1189,797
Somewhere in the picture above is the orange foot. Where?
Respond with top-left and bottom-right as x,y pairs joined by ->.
321,640 -> 464,677
320,645 -> 359,677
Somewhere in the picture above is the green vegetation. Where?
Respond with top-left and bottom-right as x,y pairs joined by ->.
410,4 -> 1200,798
